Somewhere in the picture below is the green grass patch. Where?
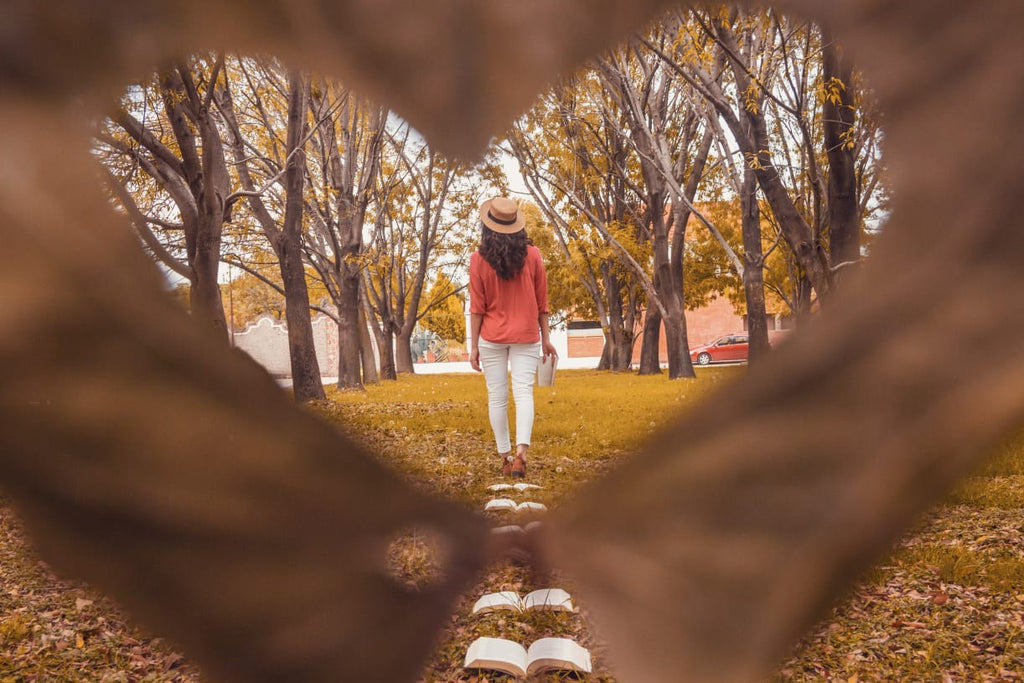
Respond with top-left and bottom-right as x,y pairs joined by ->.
947,429 -> 1024,507
948,475 -> 1024,508
0,614 -> 32,645
5,367 -> 1024,682
308,370 -> 1024,681
890,544 -> 1024,592
968,429 -> 1024,478
316,367 -> 743,506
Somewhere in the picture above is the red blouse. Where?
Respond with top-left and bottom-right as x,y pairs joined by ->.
469,245 -> 549,344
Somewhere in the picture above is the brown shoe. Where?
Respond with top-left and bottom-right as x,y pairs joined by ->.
511,454 -> 526,478
501,454 -> 514,477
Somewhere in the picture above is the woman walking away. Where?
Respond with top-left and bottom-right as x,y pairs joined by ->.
469,197 -> 558,478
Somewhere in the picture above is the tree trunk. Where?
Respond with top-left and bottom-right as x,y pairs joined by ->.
613,332 -> 633,371
281,243 -> 325,399
660,292 -> 694,379
794,276 -> 813,321
740,162 -> 770,365
362,285 -> 396,380
378,331 -> 397,380
745,111 -> 832,301
280,71 -> 326,401
358,303 -> 379,384
190,230 -> 228,336
637,307 -> 662,375
597,337 -> 612,371
651,213 -> 694,379
600,326 -> 631,372
602,265 -> 633,371
395,331 -> 415,374
710,22 -> 833,301
823,33 -> 860,269
153,66 -> 230,338
336,268 -> 363,390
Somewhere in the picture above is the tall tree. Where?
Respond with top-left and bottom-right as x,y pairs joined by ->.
217,60 -> 327,401
304,83 -> 387,390
643,13 -> 773,359
508,75 -> 645,372
362,126 -> 496,376
682,11 -> 834,305
595,36 -> 715,379
101,56 -> 232,336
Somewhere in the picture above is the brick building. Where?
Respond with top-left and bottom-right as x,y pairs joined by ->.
566,295 -> 788,363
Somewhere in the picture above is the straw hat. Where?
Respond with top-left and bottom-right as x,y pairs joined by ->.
479,196 -> 525,234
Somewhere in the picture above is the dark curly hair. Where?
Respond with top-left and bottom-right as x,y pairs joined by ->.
479,223 -> 529,280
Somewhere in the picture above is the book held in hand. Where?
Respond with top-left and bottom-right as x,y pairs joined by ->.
463,636 -> 592,678
484,498 -> 547,513
472,588 -> 574,615
537,354 -> 557,387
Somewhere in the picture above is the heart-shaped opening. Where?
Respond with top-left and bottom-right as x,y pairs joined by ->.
3,1 -> 1024,682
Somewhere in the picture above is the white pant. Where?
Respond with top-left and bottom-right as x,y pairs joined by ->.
477,338 -> 541,453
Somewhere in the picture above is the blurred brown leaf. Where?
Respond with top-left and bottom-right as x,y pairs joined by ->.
1,1 -> 1024,683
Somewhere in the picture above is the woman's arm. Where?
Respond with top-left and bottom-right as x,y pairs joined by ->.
539,313 -> 557,359
470,313 -> 484,372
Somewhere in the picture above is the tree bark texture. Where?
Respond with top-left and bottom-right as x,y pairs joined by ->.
280,72 -> 327,401
336,260 -> 364,390
601,265 -> 634,371
637,304 -> 663,375
651,215 -> 694,380
740,163 -> 770,364
362,284 -> 397,380
395,332 -> 416,374
358,301 -> 379,384
822,33 -> 861,268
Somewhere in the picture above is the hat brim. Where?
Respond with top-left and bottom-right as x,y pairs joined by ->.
479,199 -> 526,234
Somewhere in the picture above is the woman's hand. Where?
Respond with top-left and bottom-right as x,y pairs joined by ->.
542,340 -> 558,360
470,345 -> 482,372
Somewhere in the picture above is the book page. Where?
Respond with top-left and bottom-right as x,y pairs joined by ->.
526,637 -> 592,675
463,637 -> 528,678
522,588 -> 573,612
484,498 -> 517,511
472,591 -> 523,614
487,482 -> 541,492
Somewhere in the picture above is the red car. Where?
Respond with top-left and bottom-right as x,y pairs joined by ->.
689,330 -> 790,366
689,334 -> 750,366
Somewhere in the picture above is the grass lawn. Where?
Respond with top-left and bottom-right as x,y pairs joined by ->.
2,366 -> 1023,681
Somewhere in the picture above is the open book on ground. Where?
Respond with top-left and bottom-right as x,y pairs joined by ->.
484,498 -> 547,513
490,520 -> 543,536
487,482 -> 542,492
464,637 -> 591,678
472,588 -> 574,615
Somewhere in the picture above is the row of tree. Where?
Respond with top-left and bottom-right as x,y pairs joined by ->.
98,6 -> 887,397
99,58 -> 502,400
508,7 -> 885,378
